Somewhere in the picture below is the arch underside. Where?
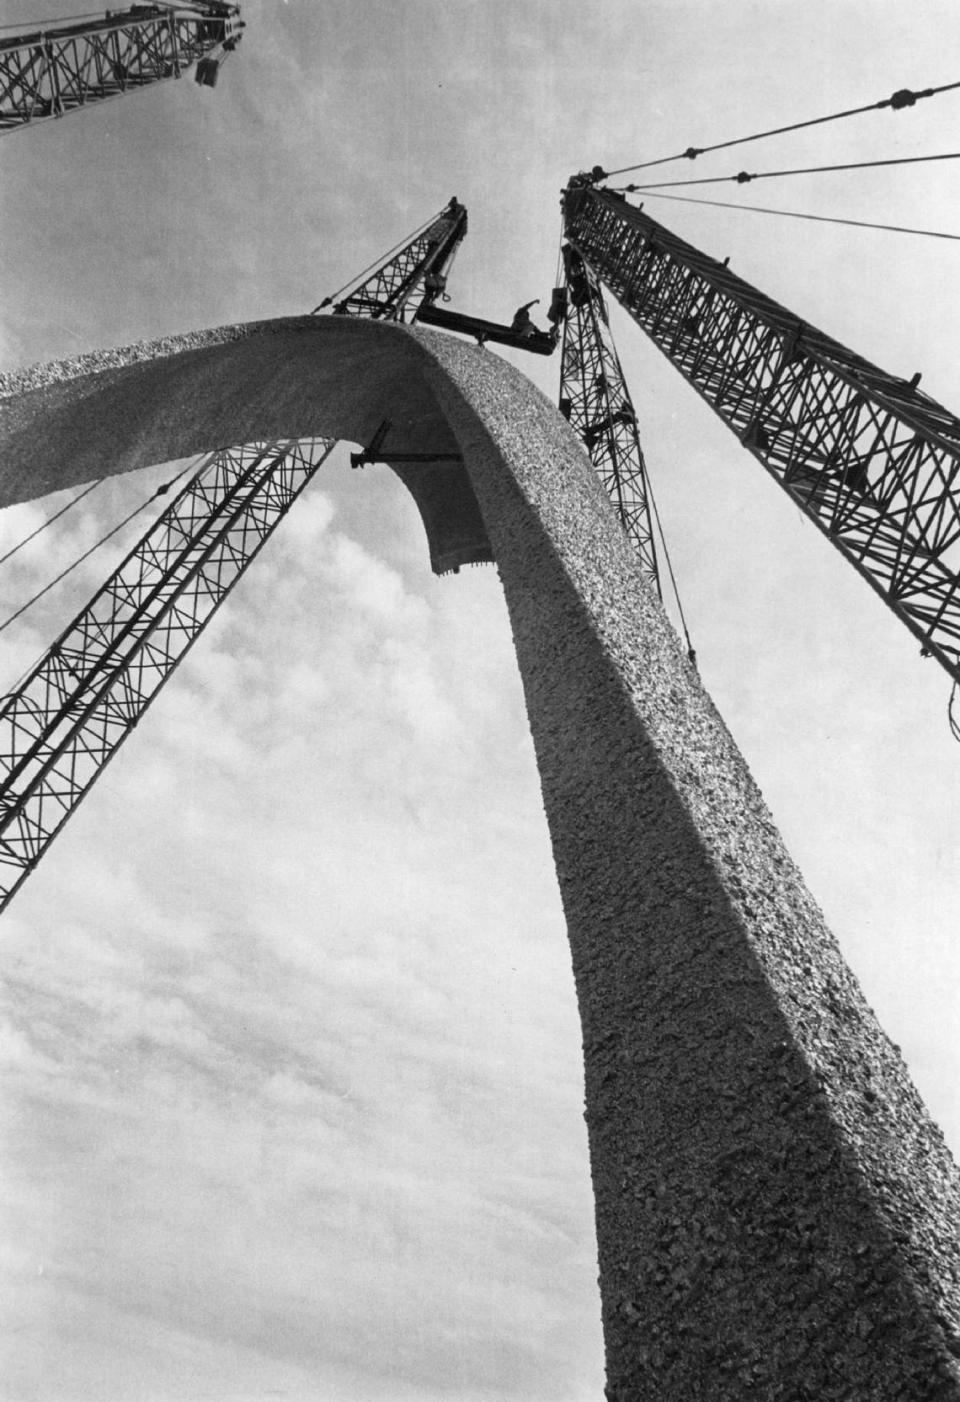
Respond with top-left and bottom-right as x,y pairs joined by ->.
0,315 -> 493,575
2,314 -> 960,1399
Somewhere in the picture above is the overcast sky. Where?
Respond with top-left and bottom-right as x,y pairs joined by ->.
1,2 -> 960,1399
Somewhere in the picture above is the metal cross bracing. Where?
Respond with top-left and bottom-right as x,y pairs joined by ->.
319,198 -> 468,321
563,181 -> 960,688
559,244 -> 660,594
0,436 -> 334,914
0,3 -> 243,133
0,199 -> 468,914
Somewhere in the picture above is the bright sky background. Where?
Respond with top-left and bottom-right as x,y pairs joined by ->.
1,2 -> 960,1399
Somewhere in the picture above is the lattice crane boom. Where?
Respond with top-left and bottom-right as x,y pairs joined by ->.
9,170 -> 960,916
0,2 -> 243,133
558,244 -> 660,593
0,201 -> 472,915
563,179 -> 960,687
316,198 -> 468,322
0,437 -> 334,913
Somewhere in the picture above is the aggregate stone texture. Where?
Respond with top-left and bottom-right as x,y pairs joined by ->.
0,316 -> 492,575
3,315 -> 960,1398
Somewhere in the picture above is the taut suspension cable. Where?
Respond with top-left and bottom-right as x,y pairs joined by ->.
603,77 -> 960,178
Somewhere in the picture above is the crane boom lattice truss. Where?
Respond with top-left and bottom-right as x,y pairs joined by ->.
0,3 -> 242,133
559,245 -> 660,592
320,199 -> 468,321
564,183 -> 960,687
0,200 -> 471,915
0,437 -> 334,913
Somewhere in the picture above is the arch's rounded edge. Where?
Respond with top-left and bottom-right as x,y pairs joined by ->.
402,325 -> 960,1399
0,316 -> 495,576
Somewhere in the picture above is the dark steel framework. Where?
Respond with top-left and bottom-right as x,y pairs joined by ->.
0,437 -> 333,913
563,182 -> 960,686
559,245 -> 660,593
0,3 -> 242,133
0,200 -> 474,914
318,199 -> 469,321
416,301 -> 558,356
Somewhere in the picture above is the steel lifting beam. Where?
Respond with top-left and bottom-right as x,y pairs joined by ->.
0,3 -> 243,133
559,245 -> 660,593
415,303 -> 557,355
564,182 -> 960,686
0,437 -> 334,914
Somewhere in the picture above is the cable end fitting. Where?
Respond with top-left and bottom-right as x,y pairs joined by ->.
888,87 -> 918,109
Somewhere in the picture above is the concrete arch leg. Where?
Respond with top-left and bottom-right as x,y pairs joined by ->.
2,315 -> 960,1399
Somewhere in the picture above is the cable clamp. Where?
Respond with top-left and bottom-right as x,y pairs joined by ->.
887,88 -> 919,109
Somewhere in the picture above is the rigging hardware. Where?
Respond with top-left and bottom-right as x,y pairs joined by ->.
604,76 -> 960,177
625,150 -> 960,193
350,421 -> 464,470
415,302 -> 558,356
633,189 -> 960,244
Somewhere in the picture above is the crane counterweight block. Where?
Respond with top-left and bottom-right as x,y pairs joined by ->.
564,181 -> 960,687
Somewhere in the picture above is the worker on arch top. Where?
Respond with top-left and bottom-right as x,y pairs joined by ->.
511,299 -> 544,339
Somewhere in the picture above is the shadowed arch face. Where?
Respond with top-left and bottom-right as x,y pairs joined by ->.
3,315 -> 960,1399
0,316 -> 492,575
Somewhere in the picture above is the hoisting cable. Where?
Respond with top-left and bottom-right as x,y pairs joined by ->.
635,189 -> 960,242
438,237 -> 461,296
647,482 -> 696,667
0,478 -> 104,571
621,149 -> 960,192
555,208 -> 567,289
0,465 -> 193,636
602,78 -> 960,178
310,206 -> 445,313
948,680 -> 960,743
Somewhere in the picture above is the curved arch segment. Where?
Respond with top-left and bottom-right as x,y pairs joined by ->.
2,315 -> 960,1397
0,316 -> 493,575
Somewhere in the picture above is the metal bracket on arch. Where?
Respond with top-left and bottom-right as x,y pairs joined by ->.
349,419 -> 464,470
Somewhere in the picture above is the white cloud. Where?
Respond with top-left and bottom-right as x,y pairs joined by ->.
0,479 -> 598,1400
